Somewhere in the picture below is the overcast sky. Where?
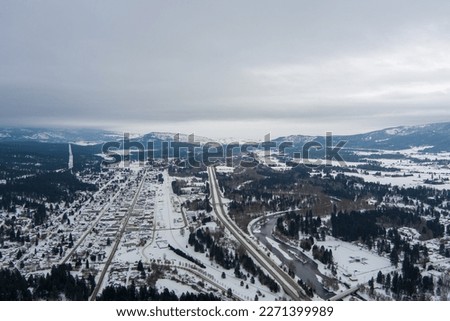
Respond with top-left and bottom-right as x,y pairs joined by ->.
1,0 -> 450,139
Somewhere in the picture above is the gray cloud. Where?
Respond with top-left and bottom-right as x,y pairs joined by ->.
1,0 -> 450,137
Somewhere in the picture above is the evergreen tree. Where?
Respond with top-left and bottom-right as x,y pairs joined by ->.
369,277 -> 374,295
234,263 -> 241,278
34,204 -> 47,226
376,271 -> 384,284
385,273 -> 391,291
390,248 -> 399,267
392,272 -> 400,295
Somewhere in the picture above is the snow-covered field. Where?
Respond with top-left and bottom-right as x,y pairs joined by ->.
316,238 -> 393,285
342,149 -> 450,190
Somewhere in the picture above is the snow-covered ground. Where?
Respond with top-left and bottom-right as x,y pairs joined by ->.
315,238 -> 393,285
341,149 -> 450,190
216,166 -> 234,173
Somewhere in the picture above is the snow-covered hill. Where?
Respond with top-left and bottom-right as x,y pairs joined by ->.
275,122 -> 450,152
0,128 -> 121,144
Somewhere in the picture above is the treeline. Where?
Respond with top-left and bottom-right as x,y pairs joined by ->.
189,228 -> 280,293
0,142 -> 102,179
330,210 -> 386,244
297,279 -> 314,297
0,264 -> 95,300
219,166 -> 310,214
189,228 -> 237,269
374,254 -> 434,299
0,142 -> 70,176
306,170 -> 389,202
312,245 -> 334,266
356,162 -> 400,172
235,253 -> 281,293
0,171 -> 97,204
330,208 -> 445,247
318,173 -> 369,200
394,185 -> 449,208
98,283 -> 220,301
275,211 -> 322,239
168,244 -> 206,269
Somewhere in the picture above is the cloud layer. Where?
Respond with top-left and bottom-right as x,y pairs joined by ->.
1,0 -> 450,137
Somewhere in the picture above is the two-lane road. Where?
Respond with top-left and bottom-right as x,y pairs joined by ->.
90,169 -> 147,300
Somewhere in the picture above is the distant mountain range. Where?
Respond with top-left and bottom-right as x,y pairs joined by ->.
0,128 -> 212,144
0,128 -> 120,145
276,122 -> 450,152
0,122 -> 449,152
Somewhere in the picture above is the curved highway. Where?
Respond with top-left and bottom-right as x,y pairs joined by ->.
207,166 -> 311,301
